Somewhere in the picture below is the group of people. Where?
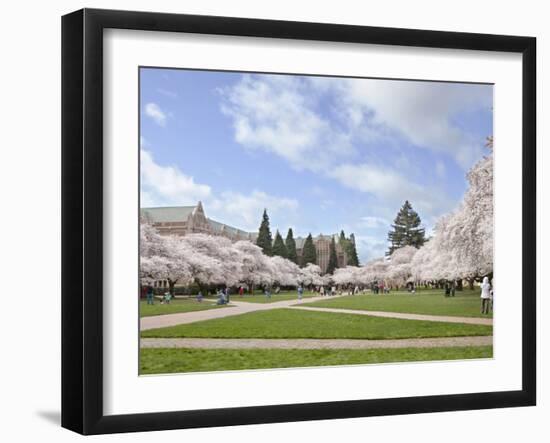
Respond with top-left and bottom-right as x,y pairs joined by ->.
216,287 -> 231,305
371,282 -> 390,294
444,281 -> 457,297
144,285 -> 172,305
319,285 -> 337,297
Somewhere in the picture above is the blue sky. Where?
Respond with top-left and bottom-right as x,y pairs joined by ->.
140,68 -> 493,262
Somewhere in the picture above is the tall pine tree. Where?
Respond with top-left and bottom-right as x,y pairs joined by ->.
326,237 -> 338,274
340,230 -> 346,244
272,230 -> 288,258
301,233 -> 317,267
387,200 -> 425,255
256,209 -> 273,256
285,228 -> 298,264
347,233 -> 360,266
338,230 -> 360,267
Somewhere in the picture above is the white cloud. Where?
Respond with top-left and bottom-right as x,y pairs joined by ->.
141,148 -> 298,231
219,74 -> 487,224
220,75 -> 354,172
225,75 -> 491,170
359,215 -> 390,229
330,79 -> 492,169
144,102 -> 168,127
157,88 -> 178,99
210,190 -> 299,232
353,234 -> 388,263
141,149 -> 211,206
330,162 -> 450,218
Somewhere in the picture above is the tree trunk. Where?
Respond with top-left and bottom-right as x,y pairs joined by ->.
467,278 -> 475,290
168,280 -> 176,296
196,280 -> 207,297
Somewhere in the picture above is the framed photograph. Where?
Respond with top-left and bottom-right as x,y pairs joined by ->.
62,8 -> 536,435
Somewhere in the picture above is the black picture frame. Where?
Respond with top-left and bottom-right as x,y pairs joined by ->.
61,8 -> 536,435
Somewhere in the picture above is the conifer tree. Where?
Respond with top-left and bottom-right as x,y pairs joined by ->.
347,233 -> 360,266
326,236 -> 338,274
340,230 -> 346,244
256,209 -> 273,256
285,228 -> 298,264
272,230 -> 288,258
302,233 -> 317,267
387,200 -> 426,255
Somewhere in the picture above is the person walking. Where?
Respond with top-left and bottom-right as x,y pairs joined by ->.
146,285 -> 154,305
480,276 -> 491,314
297,285 -> 304,301
239,286 -> 244,297
224,287 -> 230,303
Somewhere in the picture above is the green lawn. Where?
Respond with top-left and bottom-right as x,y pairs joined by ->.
141,308 -> 493,339
302,290 -> 492,318
235,290 -> 316,303
140,298 -> 230,318
140,345 -> 493,374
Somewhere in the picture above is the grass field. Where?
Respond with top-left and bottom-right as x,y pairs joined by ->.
140,298 -> 230,318
235,290 -> 316,303
141,308 -> 493,339
140,345 -> 493,374
302,290 -> 492,318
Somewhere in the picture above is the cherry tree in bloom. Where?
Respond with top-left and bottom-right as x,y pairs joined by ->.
417,150 -> 494,284
442,152 -> 493,279
180,234 -> 243,289
300,263 -> 325,287
269,255 -> 302,287
233,240 -> 274,292
140,222 -> 168,258
360,258 -> 389,284
332,266 -> 362,286
140,234 -> 194,294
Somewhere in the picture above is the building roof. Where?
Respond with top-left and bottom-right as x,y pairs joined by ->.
141,205 -> 257,240
142,205 -> 346,247
208,218 -> 256,239
141,206 -> 196,223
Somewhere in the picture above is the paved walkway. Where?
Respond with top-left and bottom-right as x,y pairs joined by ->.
141,295 -> 493,330
141,335 -> 493,349
140,295 -> 342,331
289,306 -> 493,326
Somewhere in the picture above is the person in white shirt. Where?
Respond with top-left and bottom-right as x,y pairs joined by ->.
480,276 -> 491,314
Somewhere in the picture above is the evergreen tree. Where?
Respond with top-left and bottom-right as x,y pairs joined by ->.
340,230 -> 346,244
272,230 -> 288,258
302,233 -> 317,267
387,200 -> 426,255
326,237 -> 338,274
338,229 -> 360,267
256,209 -> 273,256
347,233 -> 360,266
285,228 -> 298,264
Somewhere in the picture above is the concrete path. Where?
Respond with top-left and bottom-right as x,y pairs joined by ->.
141,335 -> 493,349
140,295 -> 342,331
289,306 -> 493,326
141,296 -> 493,331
